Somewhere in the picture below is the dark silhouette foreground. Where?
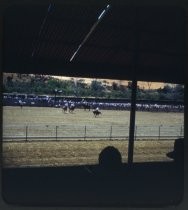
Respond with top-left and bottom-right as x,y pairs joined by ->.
2,141 -> 184,207
166,138 -> 184,163
99,146 -> 122,168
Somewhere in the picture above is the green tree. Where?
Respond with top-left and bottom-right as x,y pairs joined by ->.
90,80 -> 105,97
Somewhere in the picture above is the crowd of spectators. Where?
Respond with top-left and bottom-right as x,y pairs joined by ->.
3,94 -> 184,113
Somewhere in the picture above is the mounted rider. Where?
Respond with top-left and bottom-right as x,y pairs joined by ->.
95,106 -> 100,111
70,102 -> 75,109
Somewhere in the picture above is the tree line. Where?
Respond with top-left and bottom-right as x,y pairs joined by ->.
3,74 -> 184,101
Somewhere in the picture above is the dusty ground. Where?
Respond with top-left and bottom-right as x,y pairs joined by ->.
2,140 -> 174,168
2,106 -> 181,167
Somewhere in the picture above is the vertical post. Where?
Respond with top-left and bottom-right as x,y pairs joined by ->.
26,126 -> 28,142
84,125 -> 87,140
109,125 -> 112,140
56,126 -> 58,140
134,125 -> 137,141
128,79 -> 137,165
180,125 -> 183,137
184,10 -> 188,178
158,125 -> 161,140
127,9 -> 139,166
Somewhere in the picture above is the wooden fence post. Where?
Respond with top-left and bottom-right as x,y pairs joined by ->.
158,125 -> 161,140
26,126 -> 28,142
56,126 -> 58,140
109,125 -> 112,140
84,126 -> 87,140
180,125 -> 183,137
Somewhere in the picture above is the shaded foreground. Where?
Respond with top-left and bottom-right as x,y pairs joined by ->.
2,161 -> 183,207
2,140 -> 184,207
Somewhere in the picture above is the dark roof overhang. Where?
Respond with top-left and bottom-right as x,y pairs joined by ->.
2,0 -> 186,84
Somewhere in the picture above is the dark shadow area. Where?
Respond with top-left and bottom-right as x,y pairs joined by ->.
2,142 -> 184,207
167,138 -> 184,163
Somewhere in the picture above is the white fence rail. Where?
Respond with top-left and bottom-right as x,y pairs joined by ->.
3,124 -> 184,141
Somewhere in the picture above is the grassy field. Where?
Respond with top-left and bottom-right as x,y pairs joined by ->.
3,106 -> 183,127
3,106 -> 184,139
3,140 -> 174,168
2,106 -> 184,167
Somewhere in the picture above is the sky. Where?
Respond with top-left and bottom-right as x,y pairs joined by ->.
52,76 -> 165,90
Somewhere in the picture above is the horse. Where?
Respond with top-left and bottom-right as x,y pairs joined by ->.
93,109 -> 102,117
82,103 -> 91,111
69,104 -> 75,113
62,105 -> 68,113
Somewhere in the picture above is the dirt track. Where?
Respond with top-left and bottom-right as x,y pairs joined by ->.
2,140 -> 174,167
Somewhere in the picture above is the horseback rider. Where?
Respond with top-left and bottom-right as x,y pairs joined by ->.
95,106 -> 100,112
70,102 -> 75,108
64,102 -> 69,108
19,100 -> 23,109
69,102 -> 75,113
61,100 -> 69,113
93,108 -> 101,117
